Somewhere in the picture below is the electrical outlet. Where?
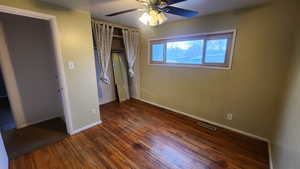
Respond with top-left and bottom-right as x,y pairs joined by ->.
226,113 -> 233,120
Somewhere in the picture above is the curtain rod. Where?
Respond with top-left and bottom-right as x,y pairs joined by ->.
92,18 -> 139,32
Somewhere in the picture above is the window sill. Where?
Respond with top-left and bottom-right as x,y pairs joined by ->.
147,63 -> 232,70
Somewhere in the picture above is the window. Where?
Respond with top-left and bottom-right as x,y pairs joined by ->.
149,31 -> 235,69
151,43 -> 164,62
166,40 -> 204,64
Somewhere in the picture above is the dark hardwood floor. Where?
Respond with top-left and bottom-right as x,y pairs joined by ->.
9,99 -> 269,169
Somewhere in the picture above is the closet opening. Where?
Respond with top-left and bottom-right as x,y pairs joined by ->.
93,20 -> 140,105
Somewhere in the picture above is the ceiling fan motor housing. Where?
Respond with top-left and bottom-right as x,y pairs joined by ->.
106,0 -> 198,22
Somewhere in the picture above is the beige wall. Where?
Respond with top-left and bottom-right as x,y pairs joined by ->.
140,0 -> 299,139
271,18 -> 300,169
0,13 -> 63,127
0,0 -> 100,131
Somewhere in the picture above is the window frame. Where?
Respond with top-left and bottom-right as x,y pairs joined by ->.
148,30 -> 236,70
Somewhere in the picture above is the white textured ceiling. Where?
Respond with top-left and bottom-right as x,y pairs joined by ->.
41,0 -> 270,28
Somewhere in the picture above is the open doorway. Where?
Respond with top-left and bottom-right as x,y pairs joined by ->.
0,68 -> 15,131
0,11 -> 68,159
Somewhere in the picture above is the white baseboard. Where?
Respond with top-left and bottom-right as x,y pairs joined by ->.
135,97 -> 274,168
137,98 -> 268,141
17,114 -> 62,129
100,97 -> 116,105
70,120 -> 102,135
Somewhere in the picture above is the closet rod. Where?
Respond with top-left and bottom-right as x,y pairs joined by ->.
113,35 -> 123,39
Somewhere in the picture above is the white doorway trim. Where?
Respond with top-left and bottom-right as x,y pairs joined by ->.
0,5 -> 73,134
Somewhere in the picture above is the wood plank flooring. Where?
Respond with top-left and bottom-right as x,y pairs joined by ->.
9,99 -> 269,169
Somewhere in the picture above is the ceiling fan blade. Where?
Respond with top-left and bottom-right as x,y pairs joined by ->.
166,0 -> 188,5
106,8 -> 139,17
165,6 -> 198,18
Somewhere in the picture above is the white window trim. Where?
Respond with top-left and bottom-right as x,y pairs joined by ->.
147,29 -> 237,70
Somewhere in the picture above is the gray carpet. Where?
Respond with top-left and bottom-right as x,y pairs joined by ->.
0,97 -> 15,131
0,106 -> 16,131
2,117 -> 68,159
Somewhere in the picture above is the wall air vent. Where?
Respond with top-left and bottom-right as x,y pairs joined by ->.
197,121 -> 218,131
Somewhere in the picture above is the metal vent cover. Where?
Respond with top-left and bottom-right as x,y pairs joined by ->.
197,121 -> 217,131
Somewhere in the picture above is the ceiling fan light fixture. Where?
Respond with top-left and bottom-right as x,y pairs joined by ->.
139,10 -> 168,26
157,12 -> 167,24
148,10 -> 159,26
139,12 -> 151,25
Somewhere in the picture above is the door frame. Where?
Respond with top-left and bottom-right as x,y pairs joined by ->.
0,5 -> 73,134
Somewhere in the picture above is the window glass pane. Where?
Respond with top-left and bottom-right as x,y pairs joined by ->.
166,40 -> 204,64
151,44 -> 164,62
205,39 -> 228,63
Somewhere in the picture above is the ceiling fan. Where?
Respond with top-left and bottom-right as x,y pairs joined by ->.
105,0 -> 199,26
